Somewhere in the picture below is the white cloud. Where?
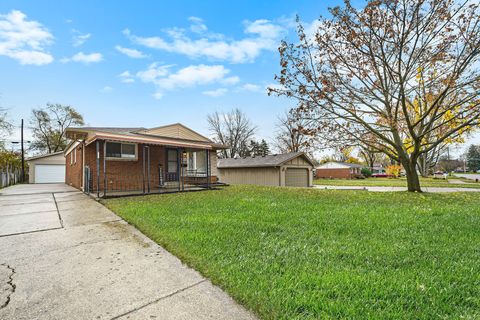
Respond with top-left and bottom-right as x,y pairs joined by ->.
115,45 -> 147,58
136,63 -> 238,98
72,30 -> 91,47
222,76 -> 240,85
100,86 -> 113,93
0,10 -> 54,65
124,18 -> 286,64
136,63 -> 171,83
203,88 -> 227,97
242,83 -> 261,92
244,19 -> 284,39
188,16 -> 207,34
62,52 -> 103,64
119,70 -> 135,83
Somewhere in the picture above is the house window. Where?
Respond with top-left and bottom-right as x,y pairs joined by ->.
70,152 -> 73,165
74,148 -> 77,164
185,151 -> 207,176
106,142 -> 136,159
167,149 -> 178,173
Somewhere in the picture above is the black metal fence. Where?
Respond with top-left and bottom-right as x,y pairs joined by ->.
85,165 -> 213,198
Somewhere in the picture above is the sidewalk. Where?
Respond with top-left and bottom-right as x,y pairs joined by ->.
314,185 -> 480,192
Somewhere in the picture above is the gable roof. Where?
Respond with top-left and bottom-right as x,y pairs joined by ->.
26,151 -> 64,161
136,123 -> 212,143
217,152 -> 314,168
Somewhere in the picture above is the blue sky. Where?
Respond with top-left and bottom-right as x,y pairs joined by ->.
0,0 -> 474,156
0,0 -> 342,148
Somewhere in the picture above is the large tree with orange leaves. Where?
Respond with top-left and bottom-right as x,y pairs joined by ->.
269,0 -> 480,192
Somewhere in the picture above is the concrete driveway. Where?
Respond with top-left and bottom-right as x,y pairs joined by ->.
0,184 -> 255,320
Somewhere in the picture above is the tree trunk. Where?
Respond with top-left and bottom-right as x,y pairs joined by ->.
403,160 -> 422,192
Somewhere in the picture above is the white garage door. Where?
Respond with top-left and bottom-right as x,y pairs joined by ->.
285,168 -> 309,187
35,165 -> 65,183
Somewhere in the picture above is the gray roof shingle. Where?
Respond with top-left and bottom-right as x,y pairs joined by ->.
69,127 -> 146,135
217,152 -> 313,168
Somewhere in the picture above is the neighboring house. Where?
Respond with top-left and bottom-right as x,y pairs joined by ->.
315,161 -> 363,179
217,152 -> 314,187
371,164 -> 386,174
27,151 -> 66,184
64,123 -> 225,197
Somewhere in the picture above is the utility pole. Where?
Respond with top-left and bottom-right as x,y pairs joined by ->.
21,119 -> 25,183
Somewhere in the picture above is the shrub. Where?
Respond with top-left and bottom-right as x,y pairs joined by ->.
361,167 -> 372,177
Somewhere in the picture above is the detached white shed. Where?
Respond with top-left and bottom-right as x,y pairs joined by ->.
27,151 -> 66,184
217,152 -> 314,187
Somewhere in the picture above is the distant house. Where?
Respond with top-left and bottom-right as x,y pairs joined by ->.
315,161 -> 363,179
217,152 -> 314,187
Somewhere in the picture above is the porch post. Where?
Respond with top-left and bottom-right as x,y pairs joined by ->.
103,141 -> 107,198
178,148 -> 182,191
206,149 -> 210,189
147,146 -> 151,193
96,140 -> 100,198
142,145 -> 146,194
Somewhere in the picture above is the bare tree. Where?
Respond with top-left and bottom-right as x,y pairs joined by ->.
270,0 -> 480,192
359,146 -> 380,170
30,103 -> 84,153
417,143 -> 449,176
0,108 -> 12,149
207,108 -> 257,158
274,111 -> 315,155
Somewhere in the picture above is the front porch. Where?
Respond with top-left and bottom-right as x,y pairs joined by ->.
85,140 -> 218,198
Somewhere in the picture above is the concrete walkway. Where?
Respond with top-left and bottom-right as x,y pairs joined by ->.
455,173 -> 480,181
0,184 -> 255,320
314,185 -> 480,192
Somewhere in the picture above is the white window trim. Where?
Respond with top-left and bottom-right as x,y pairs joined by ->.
105,142 -> 138,161
74,148 -> 77,164
70,153 -> 73,165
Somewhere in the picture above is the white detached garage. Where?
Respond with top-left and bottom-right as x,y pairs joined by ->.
27,151 -> 66,184
217,152 -> 314,187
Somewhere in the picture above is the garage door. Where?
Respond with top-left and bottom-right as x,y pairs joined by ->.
35,165 -> 65,183
285,168 -> 309,187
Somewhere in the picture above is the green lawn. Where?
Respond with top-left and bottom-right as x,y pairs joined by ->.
104,186 -> 480,319
314,176 -> 480,188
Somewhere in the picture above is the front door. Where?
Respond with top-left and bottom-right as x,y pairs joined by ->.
166,149 -> 178,181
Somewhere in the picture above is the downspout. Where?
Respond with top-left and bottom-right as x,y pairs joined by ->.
81,140 -> 85,192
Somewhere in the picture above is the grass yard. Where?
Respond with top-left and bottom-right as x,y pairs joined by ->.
314,176 -> 480,188
104,186 -> 480,319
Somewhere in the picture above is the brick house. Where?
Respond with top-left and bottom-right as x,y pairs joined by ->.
315,161 -> 364,179
64,123 -> 225,197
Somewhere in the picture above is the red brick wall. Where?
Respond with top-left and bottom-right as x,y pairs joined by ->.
316,168 -> 352,179
65,145 -> 83,189
82,141 -> 167,192
66,140 -> 219,192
